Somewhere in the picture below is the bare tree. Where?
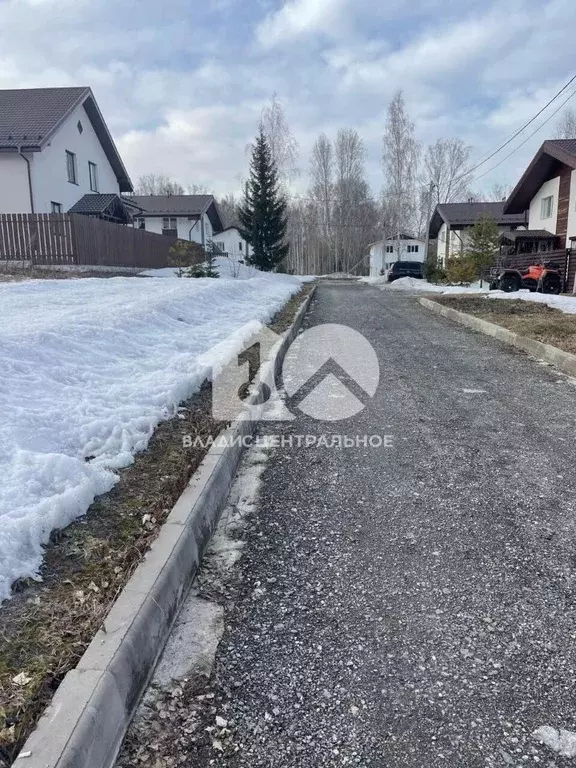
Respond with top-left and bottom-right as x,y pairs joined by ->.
555,108 -> 576,139
259,93 -> 300,182
217,193 -> 241,228
309,133 -> 335,267
382,91 -> 421,243
187,183 -> 211,195
486,182 -> 513,202
135,173 -> 185,195
424,138 -> 473,205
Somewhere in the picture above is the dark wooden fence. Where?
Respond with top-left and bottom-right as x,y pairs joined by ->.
0,213 -> 178,269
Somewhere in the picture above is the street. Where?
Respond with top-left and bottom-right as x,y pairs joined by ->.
123,280 -> 576,767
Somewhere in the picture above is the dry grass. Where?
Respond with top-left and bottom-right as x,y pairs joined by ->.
0,282 -> 314,766
432,295 -> 576,355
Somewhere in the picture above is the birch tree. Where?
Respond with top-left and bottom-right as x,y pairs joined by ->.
135,174 -> 185,195
382,91 -> 420,243
555,108 -> 576,139
424,138 -> 472,205
259,93 -> 300,182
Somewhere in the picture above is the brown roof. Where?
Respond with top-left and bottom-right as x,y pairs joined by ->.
504,140 -> 576,214
428,201 -> 527,238
0,86 -> 133,192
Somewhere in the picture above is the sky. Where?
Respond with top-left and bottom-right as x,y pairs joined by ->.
1,0 -> 575,199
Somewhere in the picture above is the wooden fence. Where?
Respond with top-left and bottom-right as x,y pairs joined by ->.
0,213 -> 179,269
486,249 -> 576,293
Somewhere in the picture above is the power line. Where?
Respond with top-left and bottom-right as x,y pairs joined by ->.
453,72 -> 576,183
469,86 -> 576,185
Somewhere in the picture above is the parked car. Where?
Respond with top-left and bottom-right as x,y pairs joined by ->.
387,261 -> 424,282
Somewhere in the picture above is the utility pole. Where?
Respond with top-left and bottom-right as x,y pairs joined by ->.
424,181 -> 436,264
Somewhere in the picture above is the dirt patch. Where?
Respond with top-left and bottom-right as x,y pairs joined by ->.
431,295 -> 576,355
0,266 -> 141,282
0,282 -> 314,766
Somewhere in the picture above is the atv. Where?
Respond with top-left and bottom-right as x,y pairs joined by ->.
489,261 -> 563,294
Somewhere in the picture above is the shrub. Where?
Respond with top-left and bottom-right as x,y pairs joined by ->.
445,256 -> 477,285
168,240 -> 205,273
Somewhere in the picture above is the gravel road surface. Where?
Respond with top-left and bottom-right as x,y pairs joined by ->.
120,281 -> 576,768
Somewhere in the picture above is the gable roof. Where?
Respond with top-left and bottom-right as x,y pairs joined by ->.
504,139 -> 576,214
131,195 -> 224,233
0,86 -> 133,193
428,201 -> 527,238
68,193 -> 140,224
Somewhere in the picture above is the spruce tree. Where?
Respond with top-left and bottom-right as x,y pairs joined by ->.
238,129 -> 289,271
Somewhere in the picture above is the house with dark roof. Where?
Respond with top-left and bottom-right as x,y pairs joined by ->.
428,201 -> 527,265
0,86 -> 132,215
131,195 -> 224,246
212,226 -> 251,260
504,140 -> 576,252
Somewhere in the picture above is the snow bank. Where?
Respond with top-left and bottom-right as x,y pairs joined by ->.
488,289 -> 576,314
0,273 -> 303,602
142,257 -> 316,282
362,275 -> 488,294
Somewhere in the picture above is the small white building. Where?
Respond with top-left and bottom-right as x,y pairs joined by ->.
0,86 -> 132,214
369,234 -> 426,277
130,195 -> 224,246
212,226 -> 250,260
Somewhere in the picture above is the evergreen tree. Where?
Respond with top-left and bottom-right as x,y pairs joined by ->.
466,214 -> 500,278
238,130 -> 289,271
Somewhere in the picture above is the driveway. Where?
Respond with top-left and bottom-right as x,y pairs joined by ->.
125,281 -> 576,767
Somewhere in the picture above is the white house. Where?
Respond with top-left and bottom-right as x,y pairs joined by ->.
368,234 -> 426,277
503,139 -> 576,251
130,195 -> 224,246
212,226 -> 250,260
0,86 -> 132,214
428,202 -> 527,265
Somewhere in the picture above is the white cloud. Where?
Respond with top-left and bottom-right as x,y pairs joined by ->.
256,0 -> 349,48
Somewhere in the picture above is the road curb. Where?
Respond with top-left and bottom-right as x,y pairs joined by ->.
15,284 -> 316,768
420,296 -> 576,378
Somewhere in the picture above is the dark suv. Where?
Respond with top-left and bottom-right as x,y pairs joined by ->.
387,261 -> 424,282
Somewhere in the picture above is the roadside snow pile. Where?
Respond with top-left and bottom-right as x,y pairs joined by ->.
142,258 -> 316,282
0,273 -> 303,602
489,289 -> 576,314
364,276 -> 488,294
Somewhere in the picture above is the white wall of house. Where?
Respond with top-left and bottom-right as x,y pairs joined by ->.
566,169 -> 576,248
528,176 -> 560,234
135,213 -> 213,244
0,154 -> 32,213
212,227 -> 250,259
29,103 -> 120,214
369,238 -> 425,276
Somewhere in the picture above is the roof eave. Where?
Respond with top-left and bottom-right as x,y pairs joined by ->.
81,92 -> 134,194
504,140 -> 576,214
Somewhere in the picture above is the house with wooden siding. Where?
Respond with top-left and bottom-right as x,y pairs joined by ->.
503,140 -> 576,251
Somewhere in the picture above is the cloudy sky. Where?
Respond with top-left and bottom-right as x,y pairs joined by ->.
1,0 -> 575,198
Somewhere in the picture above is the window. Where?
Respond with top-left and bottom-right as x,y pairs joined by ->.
407,245 -> 420,253
135,217 -> 145,230
77,121 -> 83,134
88,162 -> 98,192
51,202 -> 62,213
541,195 -> 553,219
162,217 -> 177,235
385,245 -> 394,253
66,150 -> 77,184
238,242 -> 243,252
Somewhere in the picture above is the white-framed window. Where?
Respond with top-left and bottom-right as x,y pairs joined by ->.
407,244 -> 420,253
66,150 -> 77,184
215,241 -> 225,252
541,195 -> 553,219
385,245 -> 394,253
135,217 -> 145,230
51,202 -> 62,213
162,217 -> 177,234
88,162 -> 99,192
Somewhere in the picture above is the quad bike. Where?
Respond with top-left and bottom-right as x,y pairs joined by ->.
489,261 -> 563,294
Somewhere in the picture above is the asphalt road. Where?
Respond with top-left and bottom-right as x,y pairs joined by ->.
145,282 -> 576,767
